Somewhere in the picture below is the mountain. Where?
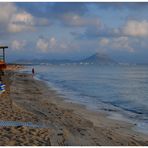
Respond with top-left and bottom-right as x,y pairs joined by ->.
78,53 -> 117,65
13,58 -> 75,65
13,53 -> 117,65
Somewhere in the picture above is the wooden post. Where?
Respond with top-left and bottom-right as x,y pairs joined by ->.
3,48 -> 5,62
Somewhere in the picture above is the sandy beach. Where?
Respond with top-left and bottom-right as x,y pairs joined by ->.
0,68 -> 148,146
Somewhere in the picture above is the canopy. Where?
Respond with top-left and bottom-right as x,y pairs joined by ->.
0,46 -> 8,49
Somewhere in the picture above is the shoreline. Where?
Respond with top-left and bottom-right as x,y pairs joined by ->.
0,70 -> 148,145
33,71 -> 148,136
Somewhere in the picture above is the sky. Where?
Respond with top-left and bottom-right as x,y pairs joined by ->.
1,2 -> 148,63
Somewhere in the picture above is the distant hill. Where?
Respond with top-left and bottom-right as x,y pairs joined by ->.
78,53 -> 117,65
13,53 -> 117,65
13,59 -> 75,65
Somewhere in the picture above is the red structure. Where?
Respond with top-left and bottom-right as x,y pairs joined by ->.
0,46 -> 8,71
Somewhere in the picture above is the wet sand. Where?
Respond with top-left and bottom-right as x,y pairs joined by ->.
0,69 -> 148,146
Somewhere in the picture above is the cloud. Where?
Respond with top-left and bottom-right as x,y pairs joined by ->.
0,3 -> 51,35
16,2 -> 88,19
44,4 -> 96,28
0,3 -> 16,22
9,11 -> 51,33
15,2 -> 53,18
99,38 -> 109,46
11,11 -> 34,25
71,18 -> 148,40
72,25 -> 121,40
36,36 -> 78,53
60,14 -> 100,28
110,36 -> 135,52
11,40 -> 27,50
94,2 -> 148,11
48,2 -> 88,17
36,37 -> 49,52
15,2 -> 89,28
122,20 -> 148,37
99,36 -> 141,53
17,2 -> 148,19
0,3 -> 16,34
49,37 -> 56,48
8,11 -> 35,33
37,36 -> 60,53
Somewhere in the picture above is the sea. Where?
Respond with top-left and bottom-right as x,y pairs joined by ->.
22,64 -> 148,134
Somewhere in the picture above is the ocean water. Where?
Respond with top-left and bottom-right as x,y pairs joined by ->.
23,64 -> 148,134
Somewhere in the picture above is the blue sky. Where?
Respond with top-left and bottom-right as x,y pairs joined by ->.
1,2 -> 148,63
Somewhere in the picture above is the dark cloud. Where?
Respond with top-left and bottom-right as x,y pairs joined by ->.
16,2 -> 88,18
15,2 -> 89,28
15,2 -> 53,18
50,3 -> 88,16
71,25 -> 121,40
94,2 -> 148,10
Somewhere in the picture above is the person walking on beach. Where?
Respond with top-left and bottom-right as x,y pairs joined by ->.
32,68 -> 35,77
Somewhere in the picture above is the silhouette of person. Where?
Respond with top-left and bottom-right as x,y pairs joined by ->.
32,68 -> 35,76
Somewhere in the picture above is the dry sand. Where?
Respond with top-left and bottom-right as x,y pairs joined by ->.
0,69 -> 148,146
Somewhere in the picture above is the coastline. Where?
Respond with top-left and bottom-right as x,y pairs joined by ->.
33,68 -> 148,135
0,69 -> 148,145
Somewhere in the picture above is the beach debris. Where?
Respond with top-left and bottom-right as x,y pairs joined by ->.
0,81 -> 5,94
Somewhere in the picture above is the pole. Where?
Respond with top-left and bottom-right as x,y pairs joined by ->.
3,48 -> 5,62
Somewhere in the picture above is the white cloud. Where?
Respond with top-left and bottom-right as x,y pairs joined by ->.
0,3 -> 50,34
11,40 -> 27,50
0,3 -> 16,23
36,37 -> 49,52
123,20 -> 148,37
0,3 -> 32,33
36,18 -> 51,26
36,36 -> 74,53
49,37 -> 56,48
8,23 -> 33,33
111,36 -> 134,52
60,43 -> 68,49
8,11 -> 35,33
36,37 -> 58,53
12,11 -> 34,25
99,38 -> 109,46
61,14 -> 100,27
